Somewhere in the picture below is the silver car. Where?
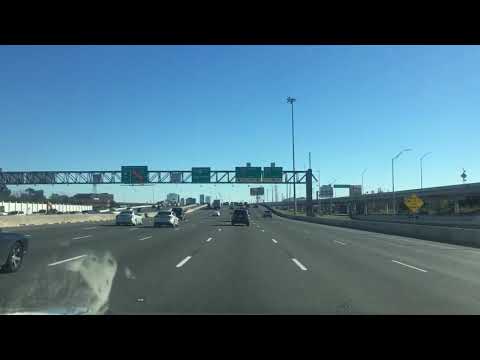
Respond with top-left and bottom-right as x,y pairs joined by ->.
154,210 -> 179,228
116,210 -> 143,226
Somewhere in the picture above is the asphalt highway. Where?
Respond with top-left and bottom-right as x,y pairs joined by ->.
2,206 -> 480,314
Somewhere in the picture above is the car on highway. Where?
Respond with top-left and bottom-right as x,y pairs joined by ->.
115,210 -> 144,226
253,204 -> 258,208
0,230 -> 28,273
231,209 -> 250,226
154,210 -> 179,228
0,212 -> 8,216
172,207 -> 185,221
212,210 -> 220,216
263,210 -> 272,218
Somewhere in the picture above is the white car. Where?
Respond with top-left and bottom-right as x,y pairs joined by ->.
116,210 -> 143,226
212,211 -> 220,217
154,210 -> 179,228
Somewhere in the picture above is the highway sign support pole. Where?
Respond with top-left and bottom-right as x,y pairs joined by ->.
306,169 -> 313,216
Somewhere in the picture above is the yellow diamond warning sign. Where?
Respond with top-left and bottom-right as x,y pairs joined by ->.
404,194 -> 424,213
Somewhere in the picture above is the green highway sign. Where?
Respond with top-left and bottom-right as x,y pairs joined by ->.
333,184 -> 350,188
236,166 -> 261,183
250,187 -> 265,196
263,167 -> 283,182
192,167 -> 211,183
121,166 -> 149,184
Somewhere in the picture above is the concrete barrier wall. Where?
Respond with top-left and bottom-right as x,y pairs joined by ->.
262,205 -> 480,248
352,214 -> 480,229
0,214 -> 116,228
184,204 -> 207,213
0,201 -> 92,215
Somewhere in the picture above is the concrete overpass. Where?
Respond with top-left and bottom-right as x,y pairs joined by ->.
268,182 -> 480,216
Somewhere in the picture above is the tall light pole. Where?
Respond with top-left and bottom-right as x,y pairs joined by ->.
392,148 -> 412,215
361,168 -> 367,195
287,96 -> 297,215
420,152 -> 432,189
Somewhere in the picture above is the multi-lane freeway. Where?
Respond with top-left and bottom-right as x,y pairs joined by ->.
2,206 -> 480,314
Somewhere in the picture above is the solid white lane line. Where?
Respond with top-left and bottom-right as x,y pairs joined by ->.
48,255 -> 87,267
391,260 -> 428,273
83,227 -> 97,230
334,240 -> 346,246
272,238 -> 278,244
206,237 -> 213,242
176,256 -> 192,268
291,258 -> 308,271
139,236 -> 152,241
72,235 -> 92,240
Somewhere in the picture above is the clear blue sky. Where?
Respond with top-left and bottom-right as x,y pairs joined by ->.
1,45 -> 479,202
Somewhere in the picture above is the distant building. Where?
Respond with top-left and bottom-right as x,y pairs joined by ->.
199,194 -> 205,205
205,195 -> 211,204
166,193 -> 180,203
180,198 -> 185,206
72,193 -> 114,208
185,197 -> 196,205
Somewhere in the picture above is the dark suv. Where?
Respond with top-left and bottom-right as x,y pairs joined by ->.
172,207 -> 185,221
231,209 -> 249,226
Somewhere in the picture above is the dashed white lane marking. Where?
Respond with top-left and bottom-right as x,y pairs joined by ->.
72,235 -> 92,240
83,227 -> 97,230
218,228 -> 222,232
391,260 -> 428,273
272,238 -> 278,244
292,258 -> 308,271
261,229 -> 265,232
24,234 -> 32,237
176,256 -> 192,268
334,240 -> 346,246
48,255 -> 88,267
139,236 -> 152,241
206,237 -> 213,242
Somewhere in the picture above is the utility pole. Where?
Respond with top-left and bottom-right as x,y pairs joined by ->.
309,152 -> 311,169
287,96 -> 297,215
361,168 -> 367,195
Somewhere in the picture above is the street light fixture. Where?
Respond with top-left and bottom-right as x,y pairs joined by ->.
391,148 -> 412,215
420,152 -> 432,189
287,96 -> 297,215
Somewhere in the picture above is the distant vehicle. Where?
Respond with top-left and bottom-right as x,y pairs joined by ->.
38,210 -> 47,214
0,230 -> 28,273
154,210 -> 179,228
212,210 -> 220,217
231,209 -> 250,226
263,210 -> 272,218
56,211 -> 64,215
116,210 -> 143,226
7,211 -> 20,216
172,207 -> 185,221
229,205 -> 234,210
253,204 -> 258,208
81,210 -> 90,214
213,200 -> 221,209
